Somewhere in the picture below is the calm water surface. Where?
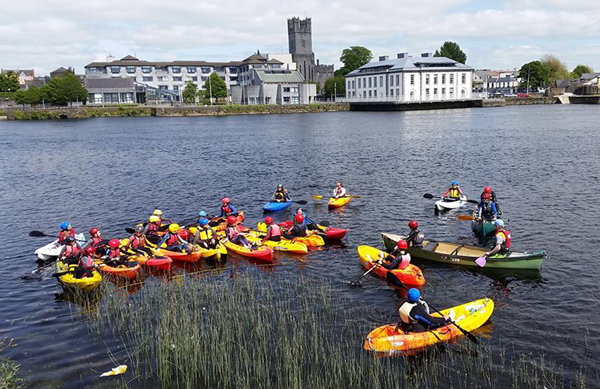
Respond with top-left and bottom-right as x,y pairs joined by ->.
0,105 -> 599,387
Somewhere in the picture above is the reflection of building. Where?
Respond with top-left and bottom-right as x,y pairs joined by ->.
288,17 -> 334,90
344,53 -> 473,102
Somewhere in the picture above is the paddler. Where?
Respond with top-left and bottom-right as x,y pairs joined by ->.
220,197 -> 238,217
485,220 -> 511,257
378,240 -> 411,270
225,216 -> 255,249
84,227 -> 104,251
58,221 -> 75,244
273,185 -> 290,202
59,236 -> 83,265
74,247 -> 97,279
333,182 -> 347,199
152,209 -> 173,226
442,180 -> 464,200
193,218 -> 218,249
477,193 -> 498,221
406,221 -> 424,248
481,186 -> 500,213
105,239 -> 127,267
124,225 -> 153,255
283,214 -> 308,239
144,215 -> 161,236
262,217 -> 282,242
158,224 -> 192,253
398,289 -> 450,333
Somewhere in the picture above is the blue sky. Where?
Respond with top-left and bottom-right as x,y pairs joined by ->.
2,0 -> 599,75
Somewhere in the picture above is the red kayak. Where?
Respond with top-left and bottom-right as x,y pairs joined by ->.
278,220 -> 348,240
132,255 -> 173,271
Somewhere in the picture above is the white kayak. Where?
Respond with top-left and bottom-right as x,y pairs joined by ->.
435,196 -> 468,211
34,233 -> 86,260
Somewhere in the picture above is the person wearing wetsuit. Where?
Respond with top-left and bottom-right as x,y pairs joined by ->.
193,218 -> 218,249
262,217 -> 282,242
398,289 -> 450,333
477,193 -> 498,221
406,220 -> 424,248
59,237 -> 83,265
481,186 -> 501,213
486,220 -> 511,257
273,185 -> 290,202
283,214 -> 307,239
442,180 -> 464,200
380,240 -> 411,270
220,197 -> 238,217
158,224 -> 192,253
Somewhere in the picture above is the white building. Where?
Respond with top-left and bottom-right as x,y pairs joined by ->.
344,53 -> 474,102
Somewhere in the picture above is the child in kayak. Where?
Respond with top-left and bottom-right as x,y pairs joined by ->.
378,240 -> 411,270
406,221 -> 424,248
84,227 -> 105,255
104,239 -> 128,267
59,236 -> 83,265
75,247 -> 97,279
225,216 -> 255,249
220,197 -> 239,218
398,289 -> 450,333
192,218 -> 218,249
480,186 -> 501,213
333,182 -> 347,199
58,221 -> 75,244
158,224 -> 192,253
442,180 -> 464,200
262,217 -> 282,242
273,185 -> 290,202
153,209 -> 173,226
124,225 -> 153,255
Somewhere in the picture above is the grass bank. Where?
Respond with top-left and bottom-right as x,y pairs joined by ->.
80,271 -> 586,388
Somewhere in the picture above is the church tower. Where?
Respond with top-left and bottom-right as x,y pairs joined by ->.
288,17 -> 315,81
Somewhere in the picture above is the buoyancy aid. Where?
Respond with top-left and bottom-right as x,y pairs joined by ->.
129,234 -> 145,249
221,204 -> 232,214
274,191 -> 286,201
108,248 -> 121,259
64,244 -> 81,257
226,226 -> 239,240
59,229 -> 75,243
79,256 -> 95,270
147,222 -> 159,234
92,236 -> 103,246
481,202 -> 495,218
398,253 -> 411,270
399,301 -> 430,324
198,227 -> 215,241
497,229 -> 511,252
269,225 -> 281,237
448,188 -> 461,198
166,233 -> 180,247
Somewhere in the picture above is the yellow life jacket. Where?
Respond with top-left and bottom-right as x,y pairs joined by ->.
449,188 -> 460,198
198,227 -> 214,241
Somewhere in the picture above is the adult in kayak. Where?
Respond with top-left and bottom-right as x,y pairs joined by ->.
58,221 -> 75,244
333,182 -> 347,199
124,225 -> 153,255
477,193 -> 498,221
220,197 -> 238,217
378,240 -> 411,270
158,224 -> 193,253
398,289 -> 450,333
74,247 -> 97,279
153,209 -> 173,226
84,227 -> 105,252
406,221 -> 425,248
283,214 -> 308,239
144,215 -> 161,236
486,220 -> 511,257
225,216 -> 254,249
481,186 -> 501,213
59,236 -> 83,265
273,185 -> 290,202
192,218 -> 218,249
262,217 -> 282,242
442,180 -> 464,200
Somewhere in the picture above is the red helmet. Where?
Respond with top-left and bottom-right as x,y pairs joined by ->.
109,239 -> 120,248
89,227 -> 100,236
397,240 -> 408,250
482,193 -> 491,200
85,246 -> 95,255
227,215 -> 237,225
295,214 -> 305,223
484,186 -> 492,193
408,220 -> 418,229
222,197 -> 230,204
265,217 -> 274,225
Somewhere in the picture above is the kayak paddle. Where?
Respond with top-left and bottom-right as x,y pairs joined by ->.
425,193 -> 479,204
385,272 -> 479,345
457,215 -> 475,221
29,230 -> 51,237
475,254 -> 488,267
350,264 -> 380,285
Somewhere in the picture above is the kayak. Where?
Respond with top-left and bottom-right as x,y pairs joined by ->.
34,233 -> 86,260
435,196 -> 468,211
97,259 -> 141,280
381,232 -> 545,270
55,260 -> 102,292
246,231 -> 309,254
364,298 -> 494,352
256,222 -> 325,247
357,245 -> 425,287
195,244 -> 228,263
263,200 -> 292,212
210,212 -> 246,231
472,218 -> 497,237
154,248 -> 202,263
277,220 -> 348,240
328,196 -> 351,208
223,239 -> 274,262
128,254 -> 173,271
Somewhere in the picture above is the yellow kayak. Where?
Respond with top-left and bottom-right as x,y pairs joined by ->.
194,243 -> 228,262
364,298 -> 494,352
55,260 -> 102,292
328,196 -> 351,208
257,223 -> 325,247
246,231 -> 308,254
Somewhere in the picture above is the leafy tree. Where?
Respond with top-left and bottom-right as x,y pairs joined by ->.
0,71 -> 20,92
540,54 -> 569,87
202,73 -> 228,101
518,61 -> 549,89
40,70 -> 87,105
336,46 -> 373,76
570,64 -> 593,79
434,41 -> 467,64
182,81 -> 198,103
14,86 -> 42,106
324,76 -> 345,98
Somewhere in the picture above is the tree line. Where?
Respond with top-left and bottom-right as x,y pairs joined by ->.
10,69 -> 88,106
518,56 -> 593,90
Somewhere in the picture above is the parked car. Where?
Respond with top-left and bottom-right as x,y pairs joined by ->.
504,94 -> 517,98
517,93 -> 531,98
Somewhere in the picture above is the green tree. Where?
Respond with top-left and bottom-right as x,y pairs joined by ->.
518,61 -> 549,89
540,54 -> 569,87
570,64 -> 593,79
0,71 -> 20,92
40,70 -> 87,105
202,73 -> 228,101
336,46 -> 373,76
14,86 -> 42,105
324,76 -> 345,98
434,41 -> 467,64
182,81 -> 198,103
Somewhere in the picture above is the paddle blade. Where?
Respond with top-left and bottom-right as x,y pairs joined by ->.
295,200 -> 308,205
475,256 -> 487,267
423,193 -> 434,199
351,195 -> 361,199
313,195 -> 323,200
29,230 -> 49,237
318,221 -> 330,227
125,228 -> 135,234
457,215 -> 475,221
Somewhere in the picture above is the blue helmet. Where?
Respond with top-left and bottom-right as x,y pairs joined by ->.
199,218 -> 209,226
407,288 -> 421,302
198,210 -> 207,217
493,219 -> 505,227
60,221 -> 70,230
452,180 -> 459,185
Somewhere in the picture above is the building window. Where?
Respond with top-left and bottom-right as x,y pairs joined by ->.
442,74 -> 446,84
390,76 -> 394,87
201,67 -> 211,74
396,74 -> 400,85
425,74 -> 430,85
442,87 -> 446,97
120,92 -> 133,103
434,74 -> 438,84
291,96 -> 299,104
171,66 -> 181,74
390,89 -> 394,96
450,74 -> 454,84
283,87 -> 291,92
142,76 -> 153,82
158,85 -> 168,91
201,76 -> 208,81
374,77 -> 377,88
157,76 -> 166,81
425,88 -> 430,99
352,80 -> 355,89
126,66 -> 136,74
450,87 -> 454,96
103,93 -> 119,103
283,96 -> 291,103
173,76 -> 182,82
462,73 -> 466,84
191,76 -> 197,81
368,90 -> 372,97
187,67 -> 196,74
110,66 -> 120,74
173,85 -> 179,91
142,66 -> 151,74
410,74 -> 415,85
229,68 -> 238,74
363,91 -> 366,97
368,77 -> 372,88
396,88 -> 399,96
291,87 -> 298,93
434,88 -> 438,97
380,76 -> 383,86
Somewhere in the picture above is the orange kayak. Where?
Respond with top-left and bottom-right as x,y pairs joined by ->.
98,260 -> 141,280
357,245 -> 425,287
155,248 -> 202,263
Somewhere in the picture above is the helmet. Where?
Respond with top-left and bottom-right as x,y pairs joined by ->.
484,186 -> 492,193
265,217 -> 274,225
277,184 -> 283,189
85,247 -> 95,255
227,216 -> 237,225
493,219 -> 505,227
149,215 -> 160,223
60,221 -> 70,230
452,180 -> 459,185
89,227 -> 99,236
222,197 -> 230,204
198,210 -> 207,217
199,218 -> 209,226
482,193 -> 491,200
153,209 -> 162,216
295,214 -> 304,224
109,239 -> 120,248
168,223 -> 180,234
408,220 -> 418,229
397,240 -> 408,250
407,288 -> 420,302
65,236 -> 75,243
135,225 -> 144,233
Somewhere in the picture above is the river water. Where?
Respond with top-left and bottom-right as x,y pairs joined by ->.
0,105 -> 598,387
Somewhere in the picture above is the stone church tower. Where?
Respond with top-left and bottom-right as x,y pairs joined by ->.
288,17 -> 334,92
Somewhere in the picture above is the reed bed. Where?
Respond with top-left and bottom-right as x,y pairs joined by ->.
82,271 -> 584,388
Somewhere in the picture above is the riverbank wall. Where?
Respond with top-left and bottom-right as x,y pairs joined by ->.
482,97 -> 558,107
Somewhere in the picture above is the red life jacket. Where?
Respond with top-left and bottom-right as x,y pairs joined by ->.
226,226 -> 238,240
64,244 -> 81,257
79,256 -> 95,270
108,248 -> 121,259
269,225 -> 281,237
222,204 -> 232,214
147,222 -> 159,234
129,234 -> 144,249
92,236 -> 103,246
59,229 -> 75,243
166,233 -> 179,247
498,230 -> 511,251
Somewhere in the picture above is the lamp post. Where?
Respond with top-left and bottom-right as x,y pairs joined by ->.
208,74 -> 213,106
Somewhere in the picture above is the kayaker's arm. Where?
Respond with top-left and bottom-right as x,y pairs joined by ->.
442,188 -> 450,198
491,203 -> 498,219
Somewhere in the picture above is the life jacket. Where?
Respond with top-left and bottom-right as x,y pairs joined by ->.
59,229 -> 75,243
129,234 -> 145,249
92,236 -> 103,246
198,227 -> 215,241
108,248 -> 121,259
269,225 -> 281,237
166,233 -> 179,247
64,244 -> 81,257
222,204 -> 232,214
79,256 -> 95,270
226,226 -> 239,240
334,187 -> 345,196
448,188 -> 460,198
157,218 -> 163,227
497,229 -> 511,252
481,202 -> 495,218
147,222 -> 159,234
399,301 -> 429,324
398,253 -> 411,270
178,229 -> 190,241
274,191 -> 285,201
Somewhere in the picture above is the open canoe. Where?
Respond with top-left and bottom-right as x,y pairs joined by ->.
357,245 -> 425,287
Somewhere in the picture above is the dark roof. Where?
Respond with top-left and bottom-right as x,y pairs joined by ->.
580,72 -> 600,80
51,67 -> 68,74
85,59 -> 242,68
84,77 -> 134,89
121,55 -> 139,61
242,53 -> 268,64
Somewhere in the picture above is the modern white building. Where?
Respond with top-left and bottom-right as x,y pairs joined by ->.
344,53 -> 474,102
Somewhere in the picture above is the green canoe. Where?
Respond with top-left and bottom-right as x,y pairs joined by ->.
381,232 -> 545,270
471,218 -> 497,237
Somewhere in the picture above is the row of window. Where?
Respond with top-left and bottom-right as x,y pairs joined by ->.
348,73 -> 469,89
138,76 -> 217,82
96,66 -> 239,75
348,87 -> 466,99
282,86 -> 299,93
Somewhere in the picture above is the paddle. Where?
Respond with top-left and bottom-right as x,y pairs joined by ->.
425,193 -> 478,204
350,264 -> 380,285
475,254 -> 488,267
457,215 -> 475,221
29,230 -> 51,237
125,228 -> 135,234
385,272 -> 479,344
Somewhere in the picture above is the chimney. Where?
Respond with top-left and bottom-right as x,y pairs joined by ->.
379,56 -> 389,62
397,52 -> 409,59
421,52 -> 433,58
